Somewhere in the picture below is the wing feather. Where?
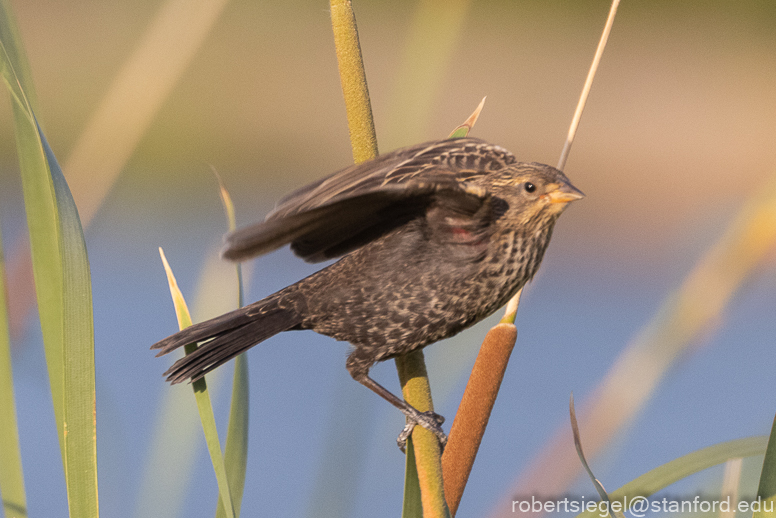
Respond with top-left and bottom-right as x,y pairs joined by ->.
221,137 -> 514,262
267,137 -> 514,219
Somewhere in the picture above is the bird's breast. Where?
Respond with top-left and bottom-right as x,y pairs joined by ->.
301,222 -> 554,356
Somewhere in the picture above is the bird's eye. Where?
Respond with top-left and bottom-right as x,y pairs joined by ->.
524,182 -> 536,193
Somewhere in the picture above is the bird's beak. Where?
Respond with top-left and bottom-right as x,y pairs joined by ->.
546,181 -> 585,204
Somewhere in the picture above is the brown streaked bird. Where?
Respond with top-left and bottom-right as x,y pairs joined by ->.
151,137 -> 583,449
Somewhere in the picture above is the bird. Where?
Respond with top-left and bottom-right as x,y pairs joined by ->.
151,137 -> 583,449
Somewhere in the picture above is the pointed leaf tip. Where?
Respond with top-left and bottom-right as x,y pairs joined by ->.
158,248 -> 192,331
447,96 -> 487,139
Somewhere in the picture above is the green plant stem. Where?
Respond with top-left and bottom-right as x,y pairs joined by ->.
328,2 -> 446,515
397,351 -> 449,518
329,0 -> 378,163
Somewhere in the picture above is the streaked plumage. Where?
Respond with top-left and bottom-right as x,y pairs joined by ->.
151,137 -> 583,447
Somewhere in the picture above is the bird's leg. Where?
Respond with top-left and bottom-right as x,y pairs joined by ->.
359,374 -> 447,452
347,354 -> 447,451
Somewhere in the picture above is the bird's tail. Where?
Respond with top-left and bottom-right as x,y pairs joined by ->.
151,294 -> 301,384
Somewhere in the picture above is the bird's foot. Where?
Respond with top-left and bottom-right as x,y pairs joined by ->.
397,410 -> 447,453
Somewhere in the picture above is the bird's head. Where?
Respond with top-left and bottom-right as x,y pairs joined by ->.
486,163 -> 584,229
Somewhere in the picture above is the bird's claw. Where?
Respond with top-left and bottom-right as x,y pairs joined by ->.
396,410 -> 448,453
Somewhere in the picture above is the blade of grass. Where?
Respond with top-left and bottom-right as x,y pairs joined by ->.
0,225 -> 28,518
215,173 -> 241,302
9,99 -> 69,447
43,124 -> 98,518
1,5 -> 98,515
133,247 -> 233,518
754,413 -> 776,518
575,436 -> 769,518
10,88 -> 100,518
569,394 -> 610,506
569,394 -> 627,518
9,78 -> 98,518
0,0 -> 36,109
217,356 -> 248,518
159,249 -> 235,518
556,0 -> 621,173
402,436 -> 423,518
1,28 -> 65,465
214,174 -> 249,518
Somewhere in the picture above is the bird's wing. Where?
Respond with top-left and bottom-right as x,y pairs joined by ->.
221,138 -> 515,263
268,137 -> 514,218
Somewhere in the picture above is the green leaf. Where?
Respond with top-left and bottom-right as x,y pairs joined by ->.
569,394 -> 621,518
576,436 -> 769,518
754,413 -> 776,518
44,125 -> 98,518
446,97 -> 486,139
0,225 -> 28,518
1,2 -> 97,515
0,0 -> 37,112
217,355 -> 249,518
159,249 -> 236,518
402,437 -> 423,518
215,173 -> 249,518
135,245 -> 237,518
3,58 -> 66,463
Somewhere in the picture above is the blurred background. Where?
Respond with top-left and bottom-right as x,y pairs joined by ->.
1,0 -> 775,516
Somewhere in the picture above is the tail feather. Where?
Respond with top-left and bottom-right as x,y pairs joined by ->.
151,309 -> 252,356
151,297 -> 301,384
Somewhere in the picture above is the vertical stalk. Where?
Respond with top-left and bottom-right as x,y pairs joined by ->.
397,351 -> 448,518
328,2 -> 446,516
329,0 -> 378,163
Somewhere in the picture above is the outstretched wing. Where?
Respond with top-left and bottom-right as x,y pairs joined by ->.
221,137 -> 515,263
